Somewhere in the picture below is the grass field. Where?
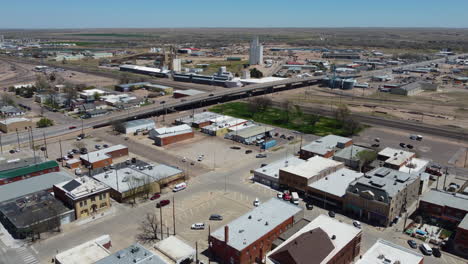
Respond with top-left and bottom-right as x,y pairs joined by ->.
209,102 -> 359,136
190,60 -> 248,75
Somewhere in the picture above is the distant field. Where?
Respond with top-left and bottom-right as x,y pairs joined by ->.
71,33 -> 155,38
209,102 -> 360,136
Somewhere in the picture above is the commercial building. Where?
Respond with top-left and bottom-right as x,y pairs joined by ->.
266,215 -> 362,264
0,160 -> 60,185
344,167 -> 420,226
300,135 -> 353,159
0,117 -> 32,133
53,176 -> 111,219
249,36 -> 263,65
96,243 -> 169,264
454,216 -> 468,258
173,89 -> 205,98
333,145 -> 374,170
418,189 -> 468,227
0,190 -> 75,239
79,89 -> 109,101
306,168 -> 363,209
229,125 -> 275,145
209,198 -> 303,264
0,151 -> 45,173
376,147 -> 416,170
0,171 -> 73,204
119,64 -> 169,78
201,117 -> 247,136
0,105 -> 24,117
175,111 -> 222,128
371,75 -> 393,82
80,144 -> 129,169
279,156 -> 344,193
54,235 -> 112,264
93,164 -> 183,202
253,156 -> 306,189
122,119 -> 156,134
154,236 -> 196,264
389,82 -> 423,96
149,124 -> 194,146
355,239 -> 424,264
66,159 -> 81,169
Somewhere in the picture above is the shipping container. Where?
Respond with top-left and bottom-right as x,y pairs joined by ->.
261,140 -> 277,150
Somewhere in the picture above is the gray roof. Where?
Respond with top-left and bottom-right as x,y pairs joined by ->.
309,168 -> 363,198
0,156 -> 45,172
334,145 -> 372,160
176,111 -> 221,125
420,190 -> 468,212
399,82 -> 423,91
459,215 -> 468,230
211,198 -> 302,251
173,89 -> 204,96
0,105 -> 23,114
116,82 -> 150,89
124,119 -> 155,129
254,155 -> 306,180
0,171 -> 74,203
95,243 -> 168,264
302,135 -> 352,156
234,125 -> 275,139
347,167 -> 418,204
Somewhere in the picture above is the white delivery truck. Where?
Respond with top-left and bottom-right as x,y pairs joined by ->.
291,192 -> 299,205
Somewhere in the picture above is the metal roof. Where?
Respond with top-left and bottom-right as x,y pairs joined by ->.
151,124 -> 192,136
0,160 -> 59,180
173,89 -> 205,96
233,125 -> 274,139
280,156 -> 342,180
95,243 -> 167,264
211,198 -> 302,251
420,189 -> 468,212
0,171 -> 74,203
308,168 -> 363,198
124,119 -> 155,129
0,117 -> 30,125
80,144 -> 127,163
176,111 -> 221,125
154,236 -> 195,262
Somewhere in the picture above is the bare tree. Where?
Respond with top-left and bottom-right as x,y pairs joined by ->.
34,74 -> 51,92
142,175 -> 153,199
63,82 -> 77,106
137,212 -> 159,241
126,175 -> 143,205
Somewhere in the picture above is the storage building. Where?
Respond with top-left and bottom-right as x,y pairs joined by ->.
0,117 -> 32,133
80,145 -> 128,169
149,124 -> 194,146
123,119 -> 156,134
300,135 -> 353,159
229,125 -> 275,144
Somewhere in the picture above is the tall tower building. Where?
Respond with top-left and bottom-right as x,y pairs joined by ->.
249,36 -> 263,65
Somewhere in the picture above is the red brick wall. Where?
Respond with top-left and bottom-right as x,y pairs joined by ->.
157,132 -> 194,146
327,233 -> 362,264
106,148 -> 129,159
454,227 -> 468,257
0,166 -> 60,186
173,93 -> 189,99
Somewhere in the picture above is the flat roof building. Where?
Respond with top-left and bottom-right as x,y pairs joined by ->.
123,119 -> 156,134
253,155 -> 306,189
209,198 -> 303,264
96,243 -> 168,264
266,214 -> 362,264
80,144 -> 129,169
377,147 -> 416,170
279,156 -> 344,192
0,117 -> 32,133
175,111 -> 222,128
173,89 -> 204,98
153,236 -> 196,264
419,189 -> 468,225
229,125 -> 275,144
333,145 -> 374,170
55,235 -> 112,264
355,239 -> 423,264
300,135 -> 353,159
149,125 -> 194,146
0,160 -> 60,186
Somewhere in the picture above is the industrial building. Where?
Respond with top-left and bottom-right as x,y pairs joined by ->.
371,75 -> 393,82
54,235 -> 112,264
80,144 -> 129,169
279,156 -> 344,193
79,89 -> 109,101
300,135 -> 353,159
96,243 -> 169,264
144,83 -> 173,94
149,124 -> 194,146
0,117 -> 32,133
119,64 -> 169,78
114,82 -> 150,92
201,117 -> 247,136
93,164 -> 184,202
0,190 -> 75,239
355,239 -> 423,264
53,176 -> 111,219
249,36 -> 263,65
175,111 -> 222,128
209,198 -> 303,264
344,167 -> 420,226
306,168 -> 363,210
253,155 -> 306,189
122,119 -> 155,134
390,81 -> 439,96
0,160 -> 60,186
266,215 -> 362,264
229,125 -> 275,144
173,89 -> 205,98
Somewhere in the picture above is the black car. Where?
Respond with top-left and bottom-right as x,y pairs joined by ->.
103,144 -> 109,148
432,247 -> 441,258
371,143 -> 380,148
56,157 -> 63,162
328,211 -> 335,218
230,146 -> 241,150
407,144 -> 414,149
245,150 -> 253,154
80,148 -> 88,154
306,203 -> 313,210
67,154 -> 74,159
408,240 -> 417,249
209,94 -> 214,96
160,101 -> 166,104
209,214 -> 223,221
399,143 -> 406,148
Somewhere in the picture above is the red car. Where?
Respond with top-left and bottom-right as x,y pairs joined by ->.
150,193 -> 161,200
283,192 -> 291,201
69,126 -> 77,129
156,199 -> 170,208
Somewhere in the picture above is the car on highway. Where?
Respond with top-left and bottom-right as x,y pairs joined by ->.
353,221 -> 361,229
399,143 -> 406,148
160,101 -> 166,104
191,223 -> 205,230
150,193 -> 161,200
328,211 -> 335,218
209,214 -> 223,221
156,199 -> 170,208
408,240 -> 418,249
256,154 -> 267,158
68,126 -> 77,129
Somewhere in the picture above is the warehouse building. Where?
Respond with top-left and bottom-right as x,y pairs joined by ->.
300,135 -> 353,159
144,83 -> 173,94
80,144 -> 129,169
119,64 -> 170,78
356,239 -> 423,264
54,176 -> 111,220
0,151 -> 45,173
175,111 -> 222,128
209,199 -> 303,264
390,81 -> 439,96
114,82 -> 150,92
253,155 -> 306,189
279,156 -> 344,193
344,167 -> 420,226
0,117 -> 32,133
0,160 -> 60,185
306,168 -> 363,210
0,190 -> 75,239
122,119 -> 156,134
173,89 -> 205,98
55,235 -> 112,264
149,124 -> 194,146
93,164 -> 184,202
266,215 -> 362,264
229,125 -> 275,144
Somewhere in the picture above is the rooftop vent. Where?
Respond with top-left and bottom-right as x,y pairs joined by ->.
265,221 -> 269,226
331,235 -> 336,240
239,229 -> 244,233
325,177 -> 328,180
342,174 -> 345,176
248,215 -> 252,219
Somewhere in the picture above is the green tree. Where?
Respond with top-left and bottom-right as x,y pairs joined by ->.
357,150 -> 377,172
250,68 -> 264,78
37,118 -> 54,128
93,92 -> 101,101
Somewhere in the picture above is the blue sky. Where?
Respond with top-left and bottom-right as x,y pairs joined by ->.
1,0 -> 468,28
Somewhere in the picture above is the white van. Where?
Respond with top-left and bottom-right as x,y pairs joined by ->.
420,243 -> 432,255
173,182 -> 187,192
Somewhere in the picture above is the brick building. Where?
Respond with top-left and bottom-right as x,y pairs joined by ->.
299,135 -> 352,160
80,145 -> 128,169
149,124 -> 194,146
209,199 -> 303,264
0,117 -> 32,133
376,147 -> 416,170
454,216 -> 468,258
418,190 -> 468,227
0,160 -> 59,185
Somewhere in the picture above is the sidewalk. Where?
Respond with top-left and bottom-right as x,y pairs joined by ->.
0,222 -> 25,249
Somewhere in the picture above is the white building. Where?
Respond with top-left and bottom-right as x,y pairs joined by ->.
54,235 -> 111,264
172,58 -> 182,72
356,239 -> 424,264
249,36 -> 263,65
123,119 -> 156,134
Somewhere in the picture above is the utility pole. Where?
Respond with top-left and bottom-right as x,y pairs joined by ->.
59,139 -> 64,167
0,133 -> 2,154
443,167 -> 448,191
159,205 -> 163,240
195,241 -> 198,264
173,196 -> 176,235
15,128 -> 20,150
30,127 -> 37,164
115,167 -> 119,191
43,131 -> 48,158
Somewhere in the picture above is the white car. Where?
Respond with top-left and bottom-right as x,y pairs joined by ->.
353,221 -> 361,229
277,192 -> 283,199
62,156 -> 69,161
191,223 -> 205,230
253,198 -> 260,207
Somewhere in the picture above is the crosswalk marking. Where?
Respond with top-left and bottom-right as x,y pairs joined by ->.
15,247 -> 39,264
